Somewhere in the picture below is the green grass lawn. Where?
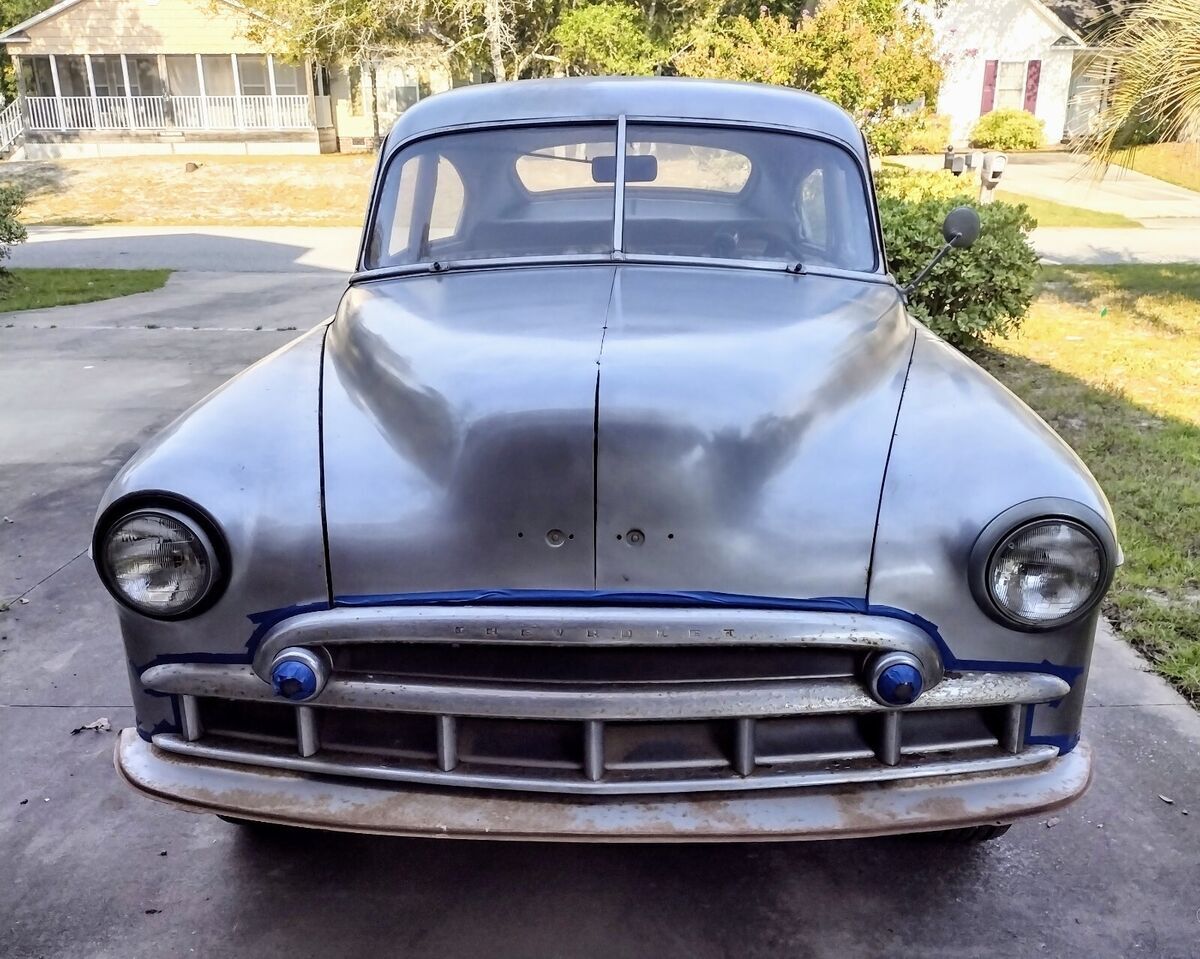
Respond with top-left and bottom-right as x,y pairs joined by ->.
0,268 -> 171,312
994,191 -> 1141,228
1117,143 -> 1200,194
976,264 -> 1200,700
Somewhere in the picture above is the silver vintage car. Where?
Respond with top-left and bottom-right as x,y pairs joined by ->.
100,78 -> 1116,842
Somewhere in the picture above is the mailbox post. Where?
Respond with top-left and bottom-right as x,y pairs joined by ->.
979,151 -> 1008,204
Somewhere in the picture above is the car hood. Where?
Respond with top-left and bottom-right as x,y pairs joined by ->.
321,264 -> 914,603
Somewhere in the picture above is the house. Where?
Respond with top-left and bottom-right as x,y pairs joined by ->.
0,0 -> 453,158
928,0 -> 1122,146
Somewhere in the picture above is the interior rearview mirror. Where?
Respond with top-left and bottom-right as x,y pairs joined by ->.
943,206 -> 982,249
591,154 -> 658,184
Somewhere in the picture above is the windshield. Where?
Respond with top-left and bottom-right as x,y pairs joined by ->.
364,122 -> 877,273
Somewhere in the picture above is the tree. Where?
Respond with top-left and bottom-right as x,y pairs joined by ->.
236,0 -> 426,144
672,0 -> 941,148
1084,0 -> 1200,164
553,2 -> 666,76
0,0 -> 55,100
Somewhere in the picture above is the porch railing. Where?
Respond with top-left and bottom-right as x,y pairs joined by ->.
0,100 -> 23,151
24,94 -> 313,132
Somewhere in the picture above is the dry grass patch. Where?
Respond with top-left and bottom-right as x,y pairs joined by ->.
0,154 -> 375,227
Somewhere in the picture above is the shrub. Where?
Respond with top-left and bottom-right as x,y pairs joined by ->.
868,112 -> 953,156
875,165 -> 975,203
903,113 -> 952,154
877,170 -> 1039,345
969,108 -> 1045,150
0,184 -> 26,276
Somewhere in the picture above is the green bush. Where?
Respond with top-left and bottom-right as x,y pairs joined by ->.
969,108 -> 1045,150
865,113 -> 951,156
877,170 -> 1039,345
875,165 -> 975,203
0,185 -> 26,276
903,113 -> 952,154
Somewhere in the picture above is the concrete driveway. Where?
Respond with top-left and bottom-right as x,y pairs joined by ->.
999,153 -> 1200,222
3,254 -> 1200,958
13,218 -> 1200,271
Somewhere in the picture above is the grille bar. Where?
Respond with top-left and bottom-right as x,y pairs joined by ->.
152,732 -> 1061,796
437,715 -> 458,771
144,663 -> 1069,721
583,720 -> 604,782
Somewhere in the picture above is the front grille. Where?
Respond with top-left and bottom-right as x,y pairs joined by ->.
180,691 -> 1030,794
144,609 -> 1070,796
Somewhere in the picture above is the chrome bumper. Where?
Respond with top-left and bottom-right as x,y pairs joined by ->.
116,729 -> 1092,841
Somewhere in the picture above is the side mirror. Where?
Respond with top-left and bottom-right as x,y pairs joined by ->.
943,206 -> 981,249
903,205 -> 984,297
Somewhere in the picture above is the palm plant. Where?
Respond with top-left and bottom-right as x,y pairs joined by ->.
1087,0 -> 1200,165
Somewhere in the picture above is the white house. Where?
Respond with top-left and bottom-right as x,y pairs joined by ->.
928,0 -> 1119,146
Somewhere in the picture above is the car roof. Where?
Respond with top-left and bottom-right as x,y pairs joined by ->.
383,77 -> 866,157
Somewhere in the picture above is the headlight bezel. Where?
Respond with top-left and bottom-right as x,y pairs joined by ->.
969,498 -> 1117,633
93,493 -> 229,620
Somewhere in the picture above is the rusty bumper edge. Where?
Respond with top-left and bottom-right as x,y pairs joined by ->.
115,728 -> 1092,842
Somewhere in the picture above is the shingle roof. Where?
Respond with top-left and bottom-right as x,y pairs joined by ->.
1039,0 -> 1131,40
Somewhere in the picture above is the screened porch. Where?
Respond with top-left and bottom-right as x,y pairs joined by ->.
16,53 -> 331,132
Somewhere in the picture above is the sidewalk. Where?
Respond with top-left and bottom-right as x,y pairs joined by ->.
895,152 -> 1200,222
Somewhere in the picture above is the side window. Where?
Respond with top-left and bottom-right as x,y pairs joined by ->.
430,158 -> 464,242
796,169 -> 828,248
381,155 -> 464,260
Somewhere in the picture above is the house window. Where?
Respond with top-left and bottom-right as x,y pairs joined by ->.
164,55 -> 201,96
90,55 -> 126,97
19,56 -> 55,96
995,61 -> 1027,111
55,55 -> 89,96
128,56 -> 163,96
237,55 -> 269,96
272,61 -> 303,96
311,64 -> 330,97
200,55 -> 235,95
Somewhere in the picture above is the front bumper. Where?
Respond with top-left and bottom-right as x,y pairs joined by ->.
116,728 -> 1092,841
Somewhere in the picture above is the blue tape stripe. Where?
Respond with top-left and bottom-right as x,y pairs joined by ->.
335,588 -> 866,614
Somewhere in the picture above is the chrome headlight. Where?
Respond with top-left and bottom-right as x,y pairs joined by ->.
970,500 -> 1116,631
97,507 -> 221,617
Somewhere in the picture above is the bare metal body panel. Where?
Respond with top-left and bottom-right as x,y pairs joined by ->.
595,266 -> 910,595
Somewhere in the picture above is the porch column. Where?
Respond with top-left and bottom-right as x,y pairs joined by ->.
266,54 -> 280,128
303,59 -> 318,128
230,53 -> 244,128
195,53 -> 209,128
13,55 -> 29,128
119,53 -> 134,129
157,53 -> 170,128
83,53 -> 98,129
48,53 -> 65,131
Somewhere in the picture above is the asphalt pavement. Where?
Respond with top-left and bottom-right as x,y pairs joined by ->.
11,220 -> 1200,271
2,257 -> 1200,958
